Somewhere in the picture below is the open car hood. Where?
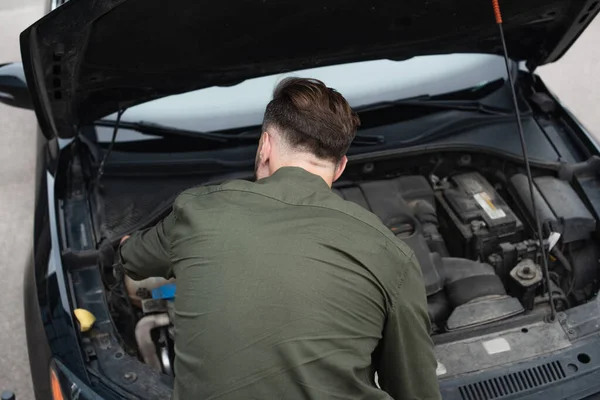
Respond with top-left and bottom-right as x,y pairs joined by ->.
20,0 -> 600,139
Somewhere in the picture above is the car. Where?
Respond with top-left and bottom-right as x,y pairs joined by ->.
1,0 -> 600,398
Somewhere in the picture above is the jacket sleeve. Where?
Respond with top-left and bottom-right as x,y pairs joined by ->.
118,211 -> 176,280
377,252 -> 441,400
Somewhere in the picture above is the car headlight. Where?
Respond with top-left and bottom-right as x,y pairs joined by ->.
48,359 -> 108,400
50,364 -> 65,400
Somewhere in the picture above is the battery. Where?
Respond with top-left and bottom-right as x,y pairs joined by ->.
436,172 -> 524,260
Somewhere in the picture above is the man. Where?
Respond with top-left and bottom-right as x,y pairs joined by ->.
119,78 -> 441,399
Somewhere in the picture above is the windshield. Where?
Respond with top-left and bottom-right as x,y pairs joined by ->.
99,53 -> 508,142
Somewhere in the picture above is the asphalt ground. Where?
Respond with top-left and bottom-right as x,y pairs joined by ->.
1,2 -> 46,399
0,2 -> 599,398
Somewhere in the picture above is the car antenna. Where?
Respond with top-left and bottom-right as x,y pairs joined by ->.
96,108 -> 125,183
490,0 -> 556,321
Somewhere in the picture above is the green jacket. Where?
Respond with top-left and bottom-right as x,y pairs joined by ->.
120,167 -> 440,400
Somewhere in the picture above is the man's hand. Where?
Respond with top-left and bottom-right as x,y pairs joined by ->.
116,213 -> 176,280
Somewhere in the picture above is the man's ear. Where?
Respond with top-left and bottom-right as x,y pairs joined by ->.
260,131 -> 272,163
332,155 -> 348,182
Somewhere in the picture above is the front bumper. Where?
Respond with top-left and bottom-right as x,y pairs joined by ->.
438,296 -> 600,400
441,337 -> 600,399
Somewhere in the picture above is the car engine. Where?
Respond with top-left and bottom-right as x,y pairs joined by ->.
333,173 -> 528,332
111,163 -> 600,375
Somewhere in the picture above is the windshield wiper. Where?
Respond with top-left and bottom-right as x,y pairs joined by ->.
387,113 -> 531,147
356,96 -> 518,116
95,120 -> 260,143
94,120 -> 385,146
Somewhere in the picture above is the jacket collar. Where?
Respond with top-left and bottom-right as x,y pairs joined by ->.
261,167 -> 331,193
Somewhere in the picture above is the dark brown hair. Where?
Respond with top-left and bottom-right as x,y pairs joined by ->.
262,77 -> 360,161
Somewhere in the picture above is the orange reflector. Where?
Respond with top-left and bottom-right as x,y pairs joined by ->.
50,367 -> 65,400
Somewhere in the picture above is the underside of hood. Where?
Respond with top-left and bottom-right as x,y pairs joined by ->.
19,0 -> 600,139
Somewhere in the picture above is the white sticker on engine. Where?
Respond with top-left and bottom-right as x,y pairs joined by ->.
436,361 -> 448,376
474,192 -> 506,220
482,338 -> 511,355
548,232 -> 562,251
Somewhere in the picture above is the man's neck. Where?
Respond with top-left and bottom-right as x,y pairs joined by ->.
271,160 -> 335,187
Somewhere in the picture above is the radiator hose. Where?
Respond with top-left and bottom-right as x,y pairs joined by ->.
443,258 -> 507,306
135,313 -> 171,371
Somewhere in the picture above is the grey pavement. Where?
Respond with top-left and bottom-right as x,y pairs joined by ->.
540,17 -> 600,133
1,1 -> 44,399
0,2 -> 599,399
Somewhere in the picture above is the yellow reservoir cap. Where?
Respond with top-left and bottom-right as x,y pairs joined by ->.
74,308 -> 96,332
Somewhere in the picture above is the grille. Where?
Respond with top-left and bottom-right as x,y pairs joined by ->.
459,361 -> 566,400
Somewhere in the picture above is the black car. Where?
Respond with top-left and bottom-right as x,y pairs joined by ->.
2,0 -> 600,398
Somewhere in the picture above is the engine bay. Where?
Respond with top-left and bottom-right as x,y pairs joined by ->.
98,151 -> 600,377
335,169 -> 597,333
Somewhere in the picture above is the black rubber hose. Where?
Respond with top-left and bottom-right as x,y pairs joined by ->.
551,247 -> 572,273
443,258 -> 507,307
550,246 -> 577,298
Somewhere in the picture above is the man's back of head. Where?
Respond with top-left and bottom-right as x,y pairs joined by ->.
254,77 -> 360,186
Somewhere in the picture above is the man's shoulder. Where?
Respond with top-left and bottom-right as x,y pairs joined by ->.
173,180 -> 413,259
174,180 -> 256,202
332,192 -> 410,238
312,192 -> 416,261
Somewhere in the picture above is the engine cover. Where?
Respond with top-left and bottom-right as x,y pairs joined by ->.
335,176 -> 445,296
